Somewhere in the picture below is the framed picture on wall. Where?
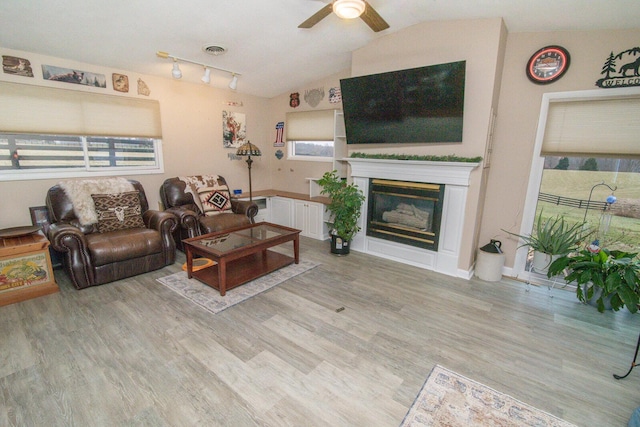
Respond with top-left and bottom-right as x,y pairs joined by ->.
222,111 -> 246,149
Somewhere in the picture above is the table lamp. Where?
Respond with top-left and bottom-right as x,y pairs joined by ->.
236,141 -> 261,202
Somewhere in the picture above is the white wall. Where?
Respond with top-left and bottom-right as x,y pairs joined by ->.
0,47 -> 270,228
482,28 -> 640,270
345,18 -> 508,272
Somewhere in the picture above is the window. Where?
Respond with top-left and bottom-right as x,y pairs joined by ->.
288,140 -> 334,161
537,156 -> 640,253
515,87 -> 640,280
286,110 -> 336,162
0,81 -> 163,180
0,133 -> 162,181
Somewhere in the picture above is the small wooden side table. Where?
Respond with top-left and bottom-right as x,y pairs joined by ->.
0,230 -> 59,307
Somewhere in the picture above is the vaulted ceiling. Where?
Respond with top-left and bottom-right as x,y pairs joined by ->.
1,0 -> 639,98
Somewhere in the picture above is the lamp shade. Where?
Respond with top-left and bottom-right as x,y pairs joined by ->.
236,141 -> 261,157
333,0 -> 366,19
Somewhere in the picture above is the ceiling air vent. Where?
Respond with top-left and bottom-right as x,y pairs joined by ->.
202,45 -> 227,56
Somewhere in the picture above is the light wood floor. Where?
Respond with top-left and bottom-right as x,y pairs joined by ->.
2,237 -> 639,426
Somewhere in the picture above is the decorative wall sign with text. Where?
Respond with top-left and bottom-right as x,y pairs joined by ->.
274,122 -> 285,147
596,47 -> 640,88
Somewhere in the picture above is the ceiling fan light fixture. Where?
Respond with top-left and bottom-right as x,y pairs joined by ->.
333,0 -> 366,19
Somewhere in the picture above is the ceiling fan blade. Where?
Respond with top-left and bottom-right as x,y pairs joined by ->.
298,3 -> 333,29
360,1 -> 389,32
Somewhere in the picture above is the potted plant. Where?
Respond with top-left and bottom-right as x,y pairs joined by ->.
504,211 -> 588,273
317,170 -> 365,255
547,243 -> 640,313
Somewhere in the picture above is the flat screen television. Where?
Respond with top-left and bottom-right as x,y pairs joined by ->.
340,60 -> 465,144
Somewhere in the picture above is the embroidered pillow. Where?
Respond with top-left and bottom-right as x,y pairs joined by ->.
198,186 -> 232,216
91,191 -> 145,233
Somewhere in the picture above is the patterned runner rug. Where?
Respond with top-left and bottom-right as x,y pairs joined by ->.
157,259 -> 319,314
400,365 -> 576,427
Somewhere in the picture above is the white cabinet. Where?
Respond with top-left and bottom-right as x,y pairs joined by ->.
237,196 -> 269,223
252,197 -> 269,223
294,199 -> 329,240
268,196 -> 328,240
269,196 -> 293,227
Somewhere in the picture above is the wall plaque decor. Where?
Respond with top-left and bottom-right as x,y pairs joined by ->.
526,45 -> 570,84
304,87 -> 324,107
42,64 -> 106,87
2,55 -> 33,77
112,73 -> 129,92
329,86 -> 342,104
137,78 -> 150,96
596,47 -> 640,88
274,122 -> 285,147
289,92 -> 300,108
222,110 -> 246,148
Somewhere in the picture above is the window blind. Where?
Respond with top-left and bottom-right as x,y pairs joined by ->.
542,97 -> 640,158
286,110 -> 335,141
0,81 -> 162,138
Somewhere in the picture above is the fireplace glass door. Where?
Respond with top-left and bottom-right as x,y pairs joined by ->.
367,179 -> 444,251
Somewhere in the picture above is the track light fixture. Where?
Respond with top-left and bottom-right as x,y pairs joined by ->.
201,67 -> 211,84
171,61 -> 182,79
229,74 -> 238,90
156,51 -> 240,88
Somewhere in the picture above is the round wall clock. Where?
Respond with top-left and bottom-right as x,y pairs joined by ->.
526,45 -> 570,84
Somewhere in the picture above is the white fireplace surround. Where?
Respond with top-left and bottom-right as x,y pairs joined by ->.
347,158 -> 479,278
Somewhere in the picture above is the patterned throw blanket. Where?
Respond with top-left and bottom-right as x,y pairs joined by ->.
178,175 -> 231,216
59,178 -> 135,225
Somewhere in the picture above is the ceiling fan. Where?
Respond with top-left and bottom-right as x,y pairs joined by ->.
299,0 -> 389,32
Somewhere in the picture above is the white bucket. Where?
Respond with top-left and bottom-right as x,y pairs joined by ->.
475,249 -> 506,282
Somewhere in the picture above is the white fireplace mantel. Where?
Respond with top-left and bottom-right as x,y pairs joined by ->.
346,158 -> 479,278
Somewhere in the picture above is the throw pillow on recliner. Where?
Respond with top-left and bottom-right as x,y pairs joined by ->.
198,186 -> 232,216
91,191 -> 145,232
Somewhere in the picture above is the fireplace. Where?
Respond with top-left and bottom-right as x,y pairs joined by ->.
346,158 -> 479,277
367,179 -> 444,251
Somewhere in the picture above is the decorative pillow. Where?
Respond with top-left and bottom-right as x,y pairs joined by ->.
198,186 -> 232,216
91,191 -> 145,233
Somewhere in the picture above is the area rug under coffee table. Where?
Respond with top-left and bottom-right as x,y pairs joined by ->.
157,259 -> 319,314
400,365 -> 576,427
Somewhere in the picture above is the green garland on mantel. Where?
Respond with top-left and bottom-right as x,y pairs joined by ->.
349,152 -> 483,163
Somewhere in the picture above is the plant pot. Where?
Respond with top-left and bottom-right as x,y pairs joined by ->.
330,235 -> 351,256
532,251 -> 561,274
582,284 -> 613,310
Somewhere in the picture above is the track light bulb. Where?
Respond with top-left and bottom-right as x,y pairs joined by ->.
172,62 -> 182,79
201,67 -> 211,84
229,74 -> 238,90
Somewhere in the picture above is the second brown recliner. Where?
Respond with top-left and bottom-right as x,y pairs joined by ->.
160,175 -> 258,251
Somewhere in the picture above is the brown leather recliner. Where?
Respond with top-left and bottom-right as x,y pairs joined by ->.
46,179 -> 177,289
160,176 -> 258,251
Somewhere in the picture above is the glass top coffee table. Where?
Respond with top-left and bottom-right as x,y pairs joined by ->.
182,222 -> 300,296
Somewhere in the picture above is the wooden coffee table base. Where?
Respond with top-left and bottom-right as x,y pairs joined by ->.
189,250 -> 294,295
